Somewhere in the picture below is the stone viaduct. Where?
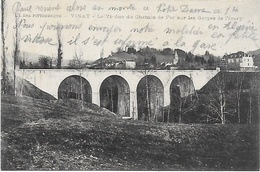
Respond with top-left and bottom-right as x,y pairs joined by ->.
16,69 -> 219,120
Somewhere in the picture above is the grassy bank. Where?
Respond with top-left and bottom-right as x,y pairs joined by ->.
1,95 -> 259,170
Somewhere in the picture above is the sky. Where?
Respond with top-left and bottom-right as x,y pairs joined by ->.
3,0 -> 260,63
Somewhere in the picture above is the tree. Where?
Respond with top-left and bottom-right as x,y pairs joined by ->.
116,47 -> 124,53
69,51 -> 84,69
145,75 -> 151,121
137,71 -> 164,123
79,69 -> 84,110
233,72 -> 245,123
139,46 -> 157,68
19,59 -> 25,69
72,50 -> 85,109
162,48 -> 173,55
253,55 -> 260,68
126,46 -> 136,54
169,76 -> 197,123
38,56 -> 51,69
208,56 -> 215,66
1,0 -> 7,94
137,72 -> 152,121
13,15 -> 20,96
248,72 -> 260,124
56,23 -> 63,69
150,55 -> 156,66
202,72 -> 232,124
185,52 -> 193,63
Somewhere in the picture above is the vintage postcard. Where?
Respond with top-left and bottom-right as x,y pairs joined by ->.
1,0 -> 260,170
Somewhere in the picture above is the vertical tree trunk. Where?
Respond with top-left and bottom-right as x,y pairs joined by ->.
162,106 -> 165,122
237,97 -> 240,124
248,93 -> 252,124
57,25 -> 62,69
13,16 -> 20,96
178,100 -> 182,123
110,87 -> 114,113
220,103 -> 225,124
20,70 -> 24,96
80,72 -> 83,110
220,90 -> 225,124
1,0 -> 6,94
145,75 -> 151,121
167,105 -> 170,123
236,73 -> 243,124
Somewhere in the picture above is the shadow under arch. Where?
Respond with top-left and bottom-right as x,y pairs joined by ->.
167,75 -> 196,123
58,75 -> 92,103
137,75 -> 164,122
99,75 -> 130,117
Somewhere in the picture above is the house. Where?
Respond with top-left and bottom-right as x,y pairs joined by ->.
225,51 -> 243,66
124,60 -> 136,69
240,54 -> 256,71
223,51 -> 256,70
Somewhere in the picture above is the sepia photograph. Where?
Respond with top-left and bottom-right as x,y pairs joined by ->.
1,0 -> 260,170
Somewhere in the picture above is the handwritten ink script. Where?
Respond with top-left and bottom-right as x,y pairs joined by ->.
9,0 -> 260,57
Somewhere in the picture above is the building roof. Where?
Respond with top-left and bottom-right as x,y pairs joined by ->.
225,51 -> 244,59
223,51 -> 253,60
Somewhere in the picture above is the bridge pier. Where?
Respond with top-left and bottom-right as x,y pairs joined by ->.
92,92 -> 100,106
163,85 -> 171,107
130,91 -> 138,119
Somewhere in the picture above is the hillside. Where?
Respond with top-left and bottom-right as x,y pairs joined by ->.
1,95 -> 116,131
92,48 -> 189,66
108,52 -> 138,61
248,48 -> 260,55
16,77 -> 56,101
248,49 -> 260,68
91,52 -> 138,65
1,94 -> 259,170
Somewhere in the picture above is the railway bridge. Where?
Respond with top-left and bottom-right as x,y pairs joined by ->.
17,69 -> 219,120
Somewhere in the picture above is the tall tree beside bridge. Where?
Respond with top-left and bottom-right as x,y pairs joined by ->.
56,23 -> 63,69
73,50 -> 84,109
1,0 -> 7,94
248,72 -> 260,124
169,76 -> 197,123
202,72 -> 233,124
137,70 -> 164,123
233,72 -> 245,124
69,51 -> 84,69
13,15 -> 21,96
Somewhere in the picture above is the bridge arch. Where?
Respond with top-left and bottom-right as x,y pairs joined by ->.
58,75 -> 92,103
167,75 -> 196,123
99,75 -> 130,117
137,75 -> 164,122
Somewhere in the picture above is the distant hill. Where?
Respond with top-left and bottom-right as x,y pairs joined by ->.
92,52 -> 138,65
19,51 -> 93,67
153,54 -> 174,63
108,52 -> 138,61
92,48 -> 190,66
19,51 -> 43,63
248,49 -> 260,67
248,49 -> 260,56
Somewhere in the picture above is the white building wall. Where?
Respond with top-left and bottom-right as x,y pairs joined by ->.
240,55 -> 255,68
